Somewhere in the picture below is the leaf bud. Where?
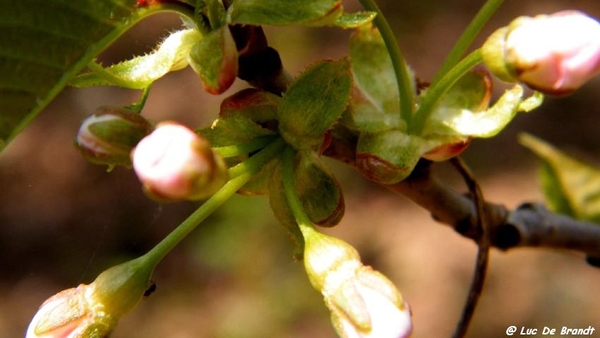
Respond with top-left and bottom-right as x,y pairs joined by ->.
278,59 -> 353,150
188,26 -> 238,94
302,229 -> 412,338
356,130 -> 421,184
294,151 -> 345,227
26,256 -> 155,338
482,10 -> 600,95
132,122 -> 228,201
75,106 -> 153,168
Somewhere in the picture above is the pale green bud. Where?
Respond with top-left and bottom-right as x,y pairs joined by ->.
75,106 -> 153,168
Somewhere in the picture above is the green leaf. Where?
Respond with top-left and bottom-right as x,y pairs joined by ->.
227,0 -> 342,26
344,24 -> 403,133
0,0 -> 168,151
278,59 -> 352,150
519,133 -> 600,223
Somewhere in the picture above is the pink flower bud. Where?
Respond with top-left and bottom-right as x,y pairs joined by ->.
132,122 -> 228,201
26,284 -> 115,338
75,106 -> 153,168
302,229 -> 412,338
482,10 -> 600,95
26,257 -> 155,338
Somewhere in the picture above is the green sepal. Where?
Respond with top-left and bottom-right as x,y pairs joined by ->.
220,88 -> 281,124
344,24 -> 405,133
71,29 -> 202,89
519,133 -> 600,223
269,159 -> 305,260
329,278 -> 371,331
356,130 -> 421,184
278,59 -> 352,150
196,116 -> 275,164
188,25 -> 238,94
227,0 -> 342,26
294,151 -> 345,227
91,255 -> 156,320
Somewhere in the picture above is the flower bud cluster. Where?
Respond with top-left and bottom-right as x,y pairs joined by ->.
132,122 -> 228,201
482,10 -> 600,95
302,229 -> 412,338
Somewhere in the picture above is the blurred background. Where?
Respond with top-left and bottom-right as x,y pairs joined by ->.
2,0 -> 600,337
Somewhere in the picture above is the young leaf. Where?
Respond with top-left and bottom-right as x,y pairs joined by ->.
227,0 -> 342,26
72,29 -> 202,89
423,85 -> 543,138
519,133 -> 600,223
0,0 -> 163,151
344,24 -> 404,133
278,59 -> 352,150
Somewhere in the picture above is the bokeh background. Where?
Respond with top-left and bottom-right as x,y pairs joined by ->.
2,0 -> 600,337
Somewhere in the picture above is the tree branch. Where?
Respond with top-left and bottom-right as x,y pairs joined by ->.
323,130 -> 600,266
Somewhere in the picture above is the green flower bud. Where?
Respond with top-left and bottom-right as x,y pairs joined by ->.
302,228 -> 412,338
75,106 -> 153,168
132,122 -> 229,201
26,256 -> 155,338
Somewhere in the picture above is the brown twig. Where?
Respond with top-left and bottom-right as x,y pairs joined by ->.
323,131 -> 600,264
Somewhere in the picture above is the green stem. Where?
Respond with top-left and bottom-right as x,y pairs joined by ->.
213,135 -> 278,158
143,137 -> 285,265
358,0 -> 414,129
281,146 -> 314,235
432,0 -> 504,85
411,49 -> 483,135
127,85 -> 153,113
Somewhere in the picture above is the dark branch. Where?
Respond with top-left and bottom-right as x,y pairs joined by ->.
323,131 -> 600,266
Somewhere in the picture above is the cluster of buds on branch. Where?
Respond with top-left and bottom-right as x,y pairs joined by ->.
22,1 -> 600,338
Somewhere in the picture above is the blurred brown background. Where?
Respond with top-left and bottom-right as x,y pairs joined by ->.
2,0 -> 600,337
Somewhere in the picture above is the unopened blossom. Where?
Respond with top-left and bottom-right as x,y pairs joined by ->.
302,228 -> 412,338
75,106 -> 153,168
26,256 -> 154,338
132,122 -> 228,201
482,10 -> 600,95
